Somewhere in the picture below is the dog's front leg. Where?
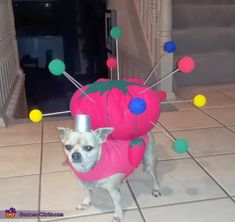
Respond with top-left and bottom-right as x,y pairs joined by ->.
108,188 -> 123,222
77,189 -> 92,210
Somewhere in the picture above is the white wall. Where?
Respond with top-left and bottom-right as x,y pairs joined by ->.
107,0 -> 153,80
17,36 -> 64,68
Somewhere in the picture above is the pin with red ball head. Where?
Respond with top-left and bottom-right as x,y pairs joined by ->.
106,57 -> 117,80
144,41 -> 176,85
140,56 -> 195,94
48,59 -> 95,103
150,121 -> 189,154
110,27 -> 122,80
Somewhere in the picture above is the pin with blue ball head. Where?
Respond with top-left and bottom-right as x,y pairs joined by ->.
144,41 -> 176,85
129,98 -> 146,115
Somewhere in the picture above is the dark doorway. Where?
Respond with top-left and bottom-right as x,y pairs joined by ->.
12,0 -> 108,114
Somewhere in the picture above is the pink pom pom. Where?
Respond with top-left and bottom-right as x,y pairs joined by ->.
177,56 -> 195,73
157,90 -> 167,101
106,57 -> 117,69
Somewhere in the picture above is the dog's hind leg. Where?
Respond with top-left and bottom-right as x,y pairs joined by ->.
143,133 -> 161,197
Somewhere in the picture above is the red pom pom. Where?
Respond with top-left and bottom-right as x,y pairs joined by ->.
97,78 -> 110,82
157,90 -> 167,101
123,78 -> 144,85
177,56 -> 195,73
106,57 -> 117,69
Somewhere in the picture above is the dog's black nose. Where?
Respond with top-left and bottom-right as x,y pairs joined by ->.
65,145 -> 72,151
72,152 -> 82,162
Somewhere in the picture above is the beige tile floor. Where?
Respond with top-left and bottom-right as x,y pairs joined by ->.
0,84 -> 235,222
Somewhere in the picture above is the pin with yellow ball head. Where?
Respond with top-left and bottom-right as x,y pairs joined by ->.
161,94 -> 207,108
193,94 -> 207,107
29,109 -> 71,123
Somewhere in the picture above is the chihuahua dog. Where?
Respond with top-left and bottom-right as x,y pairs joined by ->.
58,127 -> 160,222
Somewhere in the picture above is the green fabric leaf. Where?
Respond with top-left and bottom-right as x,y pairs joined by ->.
130,138 -> 144,148
80,80 -> 141,97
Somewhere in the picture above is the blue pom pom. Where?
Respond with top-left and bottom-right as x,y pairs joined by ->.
164,41 -> 176,53
129,98 -> 146,115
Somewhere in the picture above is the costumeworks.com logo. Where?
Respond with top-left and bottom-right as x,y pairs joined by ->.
0,208 -> 64,219
5,208 -> 16,219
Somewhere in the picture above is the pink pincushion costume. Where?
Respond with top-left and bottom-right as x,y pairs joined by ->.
67,135 -> 149,182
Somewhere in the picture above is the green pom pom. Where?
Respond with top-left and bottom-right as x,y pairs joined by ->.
110,26 -> 122,39
48,59 -> 65,76
173,139 -> 189,154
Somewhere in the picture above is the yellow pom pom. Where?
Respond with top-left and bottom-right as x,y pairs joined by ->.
193,94 -> 207,107
29,109 -> 43,123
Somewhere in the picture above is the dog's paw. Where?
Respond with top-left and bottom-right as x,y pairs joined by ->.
112,216 -> 122,222
152,189 -> 161,198
76,203 -> 91,210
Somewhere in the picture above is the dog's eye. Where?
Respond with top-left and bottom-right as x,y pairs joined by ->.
65,145 -> 73,151
83,145 -> 94,151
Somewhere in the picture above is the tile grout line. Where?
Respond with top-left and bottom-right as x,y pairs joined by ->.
158,122 -> 235,203
37,209 -> 138,222
186,151 -> 235,203
38,121 -> 44,222
126,180 -> 147,222
139,196 -> 231,211
157,152 -> 235,163
166,124 -> 234,133
0,170 -> 71,181
209,87 -> 235,101
170,94 -> 235,134
196,106 -> 235,135
0,142 -> 42,149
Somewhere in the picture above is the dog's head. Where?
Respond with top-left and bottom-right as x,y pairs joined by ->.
58,127 -> 113,173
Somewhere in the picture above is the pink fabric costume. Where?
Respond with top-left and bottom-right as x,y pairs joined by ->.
67,135 -> 149,182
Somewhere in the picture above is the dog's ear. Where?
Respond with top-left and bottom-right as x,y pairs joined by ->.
57,127 -> 71,143
94,128 -> 114,144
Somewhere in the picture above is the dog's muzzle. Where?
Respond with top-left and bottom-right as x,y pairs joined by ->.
72,152 -> 82,163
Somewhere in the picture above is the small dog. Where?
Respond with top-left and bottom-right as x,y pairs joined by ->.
58,127 -> 160,222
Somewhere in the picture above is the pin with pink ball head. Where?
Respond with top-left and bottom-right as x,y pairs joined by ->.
144,41 -> 176,85
140,56 -> 195,94
110,26 -> 122,80
106,57 -> 117,80
48,59 -> 95,102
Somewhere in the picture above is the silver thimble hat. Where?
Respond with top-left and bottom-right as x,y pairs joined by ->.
74,114 -> 91,132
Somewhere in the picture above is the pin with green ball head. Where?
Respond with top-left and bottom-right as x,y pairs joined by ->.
48,59 -> 95,102
110,26 -> 122,80
144,41 -> 176,85
150,121 -> 189,154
